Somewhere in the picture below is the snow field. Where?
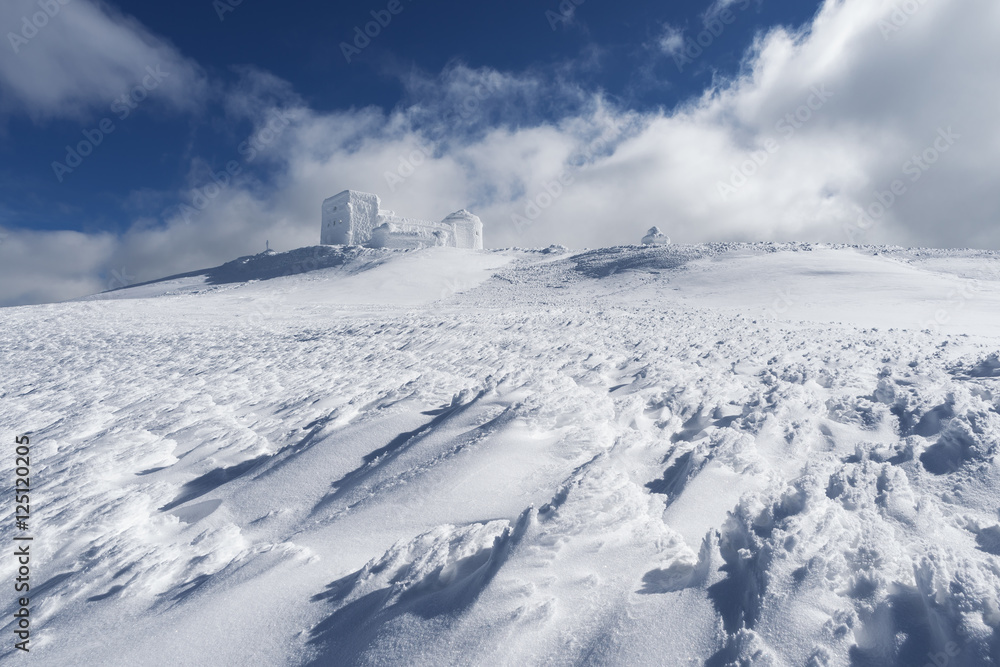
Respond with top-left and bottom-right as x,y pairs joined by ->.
0,243 -> 998,665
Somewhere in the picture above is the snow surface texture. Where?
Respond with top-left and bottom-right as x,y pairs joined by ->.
2,242 -> 1000,666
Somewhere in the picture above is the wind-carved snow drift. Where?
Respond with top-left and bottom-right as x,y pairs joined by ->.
2,242 -> 1000,665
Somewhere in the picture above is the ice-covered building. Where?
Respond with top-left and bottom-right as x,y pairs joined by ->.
321,190 -> 483,250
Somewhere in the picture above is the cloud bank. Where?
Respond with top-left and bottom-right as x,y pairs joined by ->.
2,0 -> 999,306
0,0 -> 205,121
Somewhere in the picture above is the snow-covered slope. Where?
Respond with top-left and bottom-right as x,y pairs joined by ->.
2,243 -> 1000,666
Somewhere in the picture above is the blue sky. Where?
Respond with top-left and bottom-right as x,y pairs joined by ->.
1,0 -> 998,305
3,0 -> 815,235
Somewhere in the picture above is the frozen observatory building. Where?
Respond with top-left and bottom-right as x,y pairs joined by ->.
321,190 -> 484,250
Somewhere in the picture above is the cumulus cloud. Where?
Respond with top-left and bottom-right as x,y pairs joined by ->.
0,0 -> 206,120
2,0 -> 999,306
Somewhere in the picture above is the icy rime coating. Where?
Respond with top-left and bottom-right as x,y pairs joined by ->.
642,226 -> 671,246
369,211 -> 484,250
321,190 -> 484,249
1,243 -> 1000,665
441,209 -> 484,250
368,216 -> 453,250
321,190 -> 380,246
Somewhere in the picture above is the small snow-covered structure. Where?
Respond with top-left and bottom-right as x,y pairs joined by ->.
321,190 -> 483,250
641,226 -> 671,246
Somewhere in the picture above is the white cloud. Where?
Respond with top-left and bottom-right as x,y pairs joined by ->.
0,0 -> 205,120
705,0 -> 758,22
657,24 -> 686,57
0,227 -> 115,305
3,0 -> 1000,306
